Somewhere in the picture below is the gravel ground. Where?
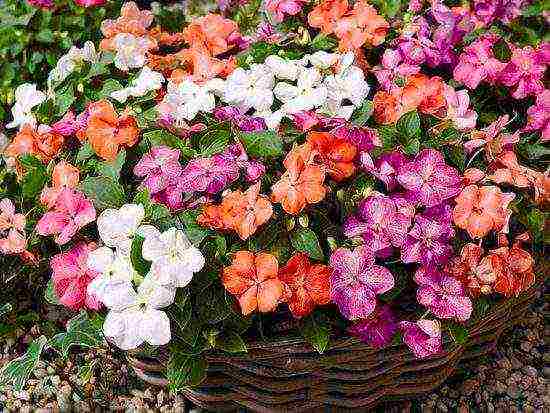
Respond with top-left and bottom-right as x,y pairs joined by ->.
1,281 -> 548,413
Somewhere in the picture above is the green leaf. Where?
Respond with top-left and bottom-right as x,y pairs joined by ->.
239,130 -> 283,158
396,110 -> 421,140
98,79 -> 123,99
142,129 -> 193,154
36,29 -> 54,44
301,313 -> 330,354
130,235 -> 151,277
50,311 -> 104,358
96,150 -> 126,180
177,209 -> 211,246
351,100 -> 373,126
21,165 -> 48,200
447,322 -> 469,345
44,279 -> 60,305
80,176 -> 125,211
198,129 -> 231,157
0,336 -> 47,391
166,352 -> 208,391
55,84 -> 75,117
311,33 -> 338,51
76,142 -> 95,163
492,38 -> 512,62
290,228 -> 324,261
215,332 -> 247,353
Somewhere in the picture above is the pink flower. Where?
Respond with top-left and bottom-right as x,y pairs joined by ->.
255,21 -> 284,44
177,155 -> 240,195
464,115 -> 520,160
343,194 -> 413,254
415,266 -> 473,322
373,49 -> 420,92
265,0 -> 308,23
36,188 -> 96,245
50,242 -> 101,310
397,149 -> 462,207
499,45 -> 547,99
330,246 -> 394,320
361,151 -> 407,191
0,199 -> 27,255
291,111 -> 347,132
399,319 -> 442,358
27,0 -> 54,9
219,143 -> 266,183
348,304 -> 398,348
523,89 -> 550,142
134,146 -> 182,194
332,125 -> 382,152
453,34 -> 506,89
443,86 -> 477,131
74,0 -> 106,7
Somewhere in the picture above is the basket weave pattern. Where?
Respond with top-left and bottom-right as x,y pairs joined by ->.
128,284 -> 539,412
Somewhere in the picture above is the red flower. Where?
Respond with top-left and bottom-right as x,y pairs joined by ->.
306,131 -> 357,182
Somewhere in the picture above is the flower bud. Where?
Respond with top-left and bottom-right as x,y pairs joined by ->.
298,215 -> 308,228
286,217 -> 295,231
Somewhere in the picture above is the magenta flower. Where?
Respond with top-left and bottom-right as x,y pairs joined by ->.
332,125 -> 382,153
219,143 -> 266,182
373,49 -> 420,92
213,106 -> 267,132
291,111 -> 346,132
453,34 -> 506,89
27,0 -> 54,8
348,304 -> 398,348
36,188 -> 96,245
401,205 -> 454,267
74,0 -> 106,6
265,0 -> 307,23
343,195 -> 413,254
499,45 -> 546,99
134,146 -> 182,194
177,155 -> 240,194
399,319 -> 442,358
50,242 -> 101,310
330,246 -> 394,320
397,149 -> 461,207
360,151 -> 407,191
473,0 -> 529,26
523,89 -> 549,142
415,266 -> 473,322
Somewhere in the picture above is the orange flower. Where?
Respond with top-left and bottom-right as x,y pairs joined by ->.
452,185 -> 515,239
222,251 -> 284,315
306,132 -> 357,182
5,124 -> 63,163
271,143 -> 326,215
490,151 -> 536,188
446,243 -> 497,297
40,160 -> 80,208
373,90 -> 401,124
183,14 -> 239,57
278,252 -> 331,318
100,1 -> 154,48
308,0 -> 348,34
333,1 -> 389,51
198,182 -> 273,240
82,100 -> 139,161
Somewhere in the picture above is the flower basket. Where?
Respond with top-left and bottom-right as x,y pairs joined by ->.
127,278 -> 540,412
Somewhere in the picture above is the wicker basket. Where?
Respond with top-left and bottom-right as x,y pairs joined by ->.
127,282 -> 540,412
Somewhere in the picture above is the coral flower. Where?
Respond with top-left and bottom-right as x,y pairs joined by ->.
306,131 -> 357,182
399,319 -> 442,359
265,0 -> 308,23
334,1 -> 389,51
5,124 -> 63,163
36,188 -> 96,245
198,182 -> 273,240
464,115 -> 519,161
401,74 -> 446,117
82,100 -> 139,161
446,243 -> 497,296
183,14 -> 240,56
100,1 -> 154,40
278,252 -> 331,319
271,143 -> 326,215
50,242 -> 102,310
453,185 -> 515,239
308,0 -> 349,34
0,199 -> 27,254
222,251 -> 284,315
40,160 -> 80,208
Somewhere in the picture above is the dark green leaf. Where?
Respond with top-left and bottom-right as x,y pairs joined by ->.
21,165 -> 48,200
130,235 -> 151,277
177,209 -> 211,246
55,84 -> 75,117
80,176 -> 125,210
311,33 -> 338,51
301,313 -> 330,354
290,228 -> 324,261
50,311 -> 104,358
198,129 -> 231,157
215,332 -> 247,353
447,322 -> 469,345
166,352 -> 208,391
396,110 -> 421,140
45,279 -> 60,305
351,100 -> 373,126
492,38 -> 512,62
96,150 -> 126,180
240,130 -> 283,158
0,336 -> 47,391
98,79 -> 123,99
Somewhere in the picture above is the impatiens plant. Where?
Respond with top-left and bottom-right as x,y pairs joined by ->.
0,0 -> 548,393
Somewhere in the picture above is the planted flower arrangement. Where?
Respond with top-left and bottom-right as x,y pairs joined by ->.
0,0 -> 548,410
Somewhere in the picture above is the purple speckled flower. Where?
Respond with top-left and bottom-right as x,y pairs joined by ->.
343,195 -> 413,254
219,143 -> 266,183
499,44 -> 547,99
332,125 -> 382,153
134,146 -> 182,194
360,151 -> 407,191
401,204 -> 454,267
473,0 -> 529,26
177,155 -> 240,194
523,89 -> 550,142
397,149 -> 461,207
453,34 -> 506,89
330,246 -> 394,320
415,266 -> 473,322
214,106 -> 267,132
373,49 -> 421,92
399,319 -> 442,359
348,304 -> 397,348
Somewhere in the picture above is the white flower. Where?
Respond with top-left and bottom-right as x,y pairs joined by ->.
87,246 -> 137,310
6,84 -> 47,129
157,79 -> 216,122
322,53 -> 369,118
112,33 -> 154,72
254,108 -> 284,130
96,204 -> 146,255
142,227 -> 205,288
307,51 -> 340,69
111,67 -> 165,103
274,67 -> 328,114
48,41 -> 98,86
264,55 -> 306,81
102,275 -> 175,350
223,64 -> 274,112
